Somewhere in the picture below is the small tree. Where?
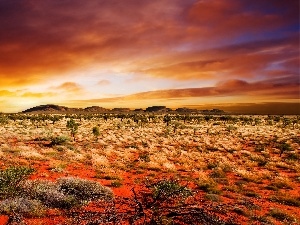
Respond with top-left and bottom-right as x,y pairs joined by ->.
92,126 -> 100,141
163,115 -> 171,126
50,115 -> 61,125
0,114 -> 8,126
66,119 -> 78,141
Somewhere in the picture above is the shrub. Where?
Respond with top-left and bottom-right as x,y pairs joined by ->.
50,136 -> 69,146
0,167 -> 34,198
196,179 -> 220,194
139,152 -> 151,162
163,115 -> 171,126
110,180 -> 122,187
0,115 -> 8,125
209,169 -> 226,178
0,197 -> 45,217
57,177 -> 114,202
50,115 -> 61,125
254,144 -> 265,152
92,126 -> 100,140
22,177 -> 113,209
22,180 -> 78,209
152,180 -> 192,201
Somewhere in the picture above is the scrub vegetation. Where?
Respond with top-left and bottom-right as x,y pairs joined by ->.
0,113 -> 299,224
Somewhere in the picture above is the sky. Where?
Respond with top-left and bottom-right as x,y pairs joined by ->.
0,0 -> 299,114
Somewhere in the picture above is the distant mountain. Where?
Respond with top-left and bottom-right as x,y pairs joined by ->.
22,104 -> 108,114
22,104 -> 74,113
21,104 -> 225,114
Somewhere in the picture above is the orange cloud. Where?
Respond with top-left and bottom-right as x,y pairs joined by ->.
0,90 -> 15,97
21,92 -> 56,98
0,89 -> 55,98
0,0 -> 298,88
54,82 -> 84,93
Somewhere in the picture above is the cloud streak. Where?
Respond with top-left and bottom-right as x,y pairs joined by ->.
79,76 -> 299,102
138,36 -> 299,80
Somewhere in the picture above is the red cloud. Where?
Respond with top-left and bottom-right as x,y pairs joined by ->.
187,0 -> 298,39
137,36 -> 299,80
0,0 -> 298,88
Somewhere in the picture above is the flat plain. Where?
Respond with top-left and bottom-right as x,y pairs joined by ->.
0,114 -> 299,225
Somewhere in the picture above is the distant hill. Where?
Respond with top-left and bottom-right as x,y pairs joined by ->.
21,104 -> 226,114
22,104 -> 109,114
22,104 -> 74,113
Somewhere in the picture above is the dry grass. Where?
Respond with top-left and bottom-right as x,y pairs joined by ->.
0,114 -> 299,224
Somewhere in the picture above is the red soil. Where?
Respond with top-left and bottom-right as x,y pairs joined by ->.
1,130 -> 299,224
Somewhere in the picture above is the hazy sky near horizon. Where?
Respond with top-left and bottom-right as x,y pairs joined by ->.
0,0 -> 299,113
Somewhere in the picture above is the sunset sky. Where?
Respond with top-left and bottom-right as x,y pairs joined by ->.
0,0 -> 299,113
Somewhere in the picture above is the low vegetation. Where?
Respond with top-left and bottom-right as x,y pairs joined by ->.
0,113 -> 299,224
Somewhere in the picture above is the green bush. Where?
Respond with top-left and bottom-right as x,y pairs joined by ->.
66,119 -> 79,140
50,136 -> 69,146
152,180 -> 192,201
0,167 -> 34,198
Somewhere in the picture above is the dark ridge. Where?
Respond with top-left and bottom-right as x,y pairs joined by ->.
145,106 -> 168,112
22,104 -> 77,113
21,104 -> 226,114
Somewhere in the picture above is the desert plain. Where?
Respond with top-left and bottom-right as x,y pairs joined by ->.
0,113 -> 299,225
